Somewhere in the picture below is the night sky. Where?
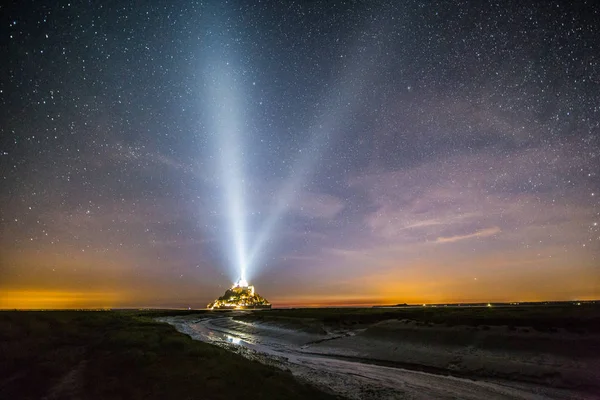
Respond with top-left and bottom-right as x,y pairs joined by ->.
1,1 -> 599,309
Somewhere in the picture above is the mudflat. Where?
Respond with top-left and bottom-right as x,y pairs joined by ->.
214,304 -> 600,396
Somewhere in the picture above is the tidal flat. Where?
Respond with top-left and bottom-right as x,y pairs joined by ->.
164,304 -> 600,400
2,305 -> 598,399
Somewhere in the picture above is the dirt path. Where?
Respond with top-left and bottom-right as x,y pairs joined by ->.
43,360 -> 87,400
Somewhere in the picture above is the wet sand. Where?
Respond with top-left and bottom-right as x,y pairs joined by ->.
160,313 -> 599,400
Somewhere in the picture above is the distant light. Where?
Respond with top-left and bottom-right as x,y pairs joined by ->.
233,278 -> 249,288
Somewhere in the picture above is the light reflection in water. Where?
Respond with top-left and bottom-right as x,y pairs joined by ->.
227,335 -> 241,345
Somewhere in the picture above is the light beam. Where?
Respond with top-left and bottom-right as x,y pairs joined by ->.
206,57 -> 248,284
245,28 -> 386,274
204,6 -> 389,284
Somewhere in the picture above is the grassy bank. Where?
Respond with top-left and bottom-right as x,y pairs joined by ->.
0,310 -> 338,400
237,304 -> 600,333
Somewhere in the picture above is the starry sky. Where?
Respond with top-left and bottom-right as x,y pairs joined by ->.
1,1 -> 599,309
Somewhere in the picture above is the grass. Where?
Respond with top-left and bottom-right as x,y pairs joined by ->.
238,304 -> 600,333
0,310 -> 339,400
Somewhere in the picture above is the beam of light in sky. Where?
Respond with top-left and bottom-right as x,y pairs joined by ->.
206,59 -> 248,284
202,6 -> 391,284
246,23 -> 388,274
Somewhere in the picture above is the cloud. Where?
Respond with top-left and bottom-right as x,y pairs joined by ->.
349,142 -> 593,246
435,227 -> 501,244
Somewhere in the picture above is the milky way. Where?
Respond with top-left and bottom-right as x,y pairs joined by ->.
1,1 -> 598,308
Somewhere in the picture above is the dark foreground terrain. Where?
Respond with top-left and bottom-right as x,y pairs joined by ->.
0,310 -> 338,400
164,303 -> 600,399
3,305 -> 598,400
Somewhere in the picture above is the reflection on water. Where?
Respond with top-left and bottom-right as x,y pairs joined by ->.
162,315 -> 589,400
226,335 -> 241,345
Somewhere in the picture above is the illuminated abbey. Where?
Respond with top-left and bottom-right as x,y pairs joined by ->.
207,279 -> 271,309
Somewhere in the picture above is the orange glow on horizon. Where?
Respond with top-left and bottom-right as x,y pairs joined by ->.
0,290 -> 122,310
2,249 -> 597,310
270,295 -> 599,308
0,288 -> 597,310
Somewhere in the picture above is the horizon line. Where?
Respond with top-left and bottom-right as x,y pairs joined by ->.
1,299 -> 597,311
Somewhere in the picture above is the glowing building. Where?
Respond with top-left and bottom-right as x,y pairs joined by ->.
207,279 -> 271,309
